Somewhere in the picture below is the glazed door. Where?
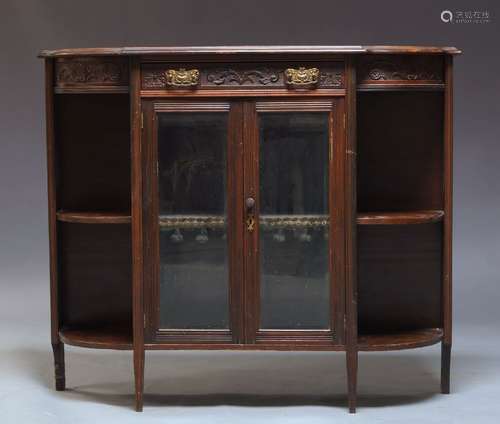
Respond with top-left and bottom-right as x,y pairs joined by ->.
144,98 -> 345,346
244,100 -> 345,345
143,101 -> 244,343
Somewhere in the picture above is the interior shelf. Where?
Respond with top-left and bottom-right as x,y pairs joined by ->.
357,84 -> 445,92
59,327 -> 132,350
358,328 -> 443,351
357,210 -> 444,225
57,211 -> 131,224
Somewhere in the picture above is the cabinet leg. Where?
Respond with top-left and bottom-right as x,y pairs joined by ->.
346,348 -> 358,413
51,342 -> 65,391
441,343 -> 451,394
134,348 -> 145,412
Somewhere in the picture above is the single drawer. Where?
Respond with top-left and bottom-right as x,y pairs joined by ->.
141,62 -> 344,90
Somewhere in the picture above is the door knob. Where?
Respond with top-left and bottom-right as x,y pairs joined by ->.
245,197 -> 255,210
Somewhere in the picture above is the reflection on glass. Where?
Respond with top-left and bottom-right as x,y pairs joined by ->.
259,113 -> 330,330
158,113 -> 229,329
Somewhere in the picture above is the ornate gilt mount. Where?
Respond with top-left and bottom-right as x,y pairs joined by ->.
285,67 -> 320,87
165,68 -> 200,87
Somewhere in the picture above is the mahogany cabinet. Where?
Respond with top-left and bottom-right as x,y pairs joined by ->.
39,45 -> 460,412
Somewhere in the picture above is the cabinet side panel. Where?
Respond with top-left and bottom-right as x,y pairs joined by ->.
45,59 -> 60,344
443,56 -> 453,345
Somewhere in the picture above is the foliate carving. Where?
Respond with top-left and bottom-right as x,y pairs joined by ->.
366,62 -> 437,81
142,71 -> 167,89
206,69 -> 280,86
358,55 -> 443,84
142,64 -> 344,89
55,58 -> 129,86
319,71 -> 343,87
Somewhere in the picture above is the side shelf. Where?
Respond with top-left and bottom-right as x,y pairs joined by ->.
57,211 -> 131,224
357,210 -> 444,225
358,328 -> 443,351
60,327 -> 132,350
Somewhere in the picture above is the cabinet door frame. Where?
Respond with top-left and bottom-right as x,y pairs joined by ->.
243,98 -> 346,346
142,99 -> 245,344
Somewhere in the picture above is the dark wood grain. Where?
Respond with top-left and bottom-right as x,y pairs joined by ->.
55,93 -> 131,212
59,223 -> 132,329
130,57 -> 145,412
442,54 -> 454,394
40,47 -> 457,412
54,57 -> 129,92
357,224 -> 443,334
142,62 -> 344,90
358,328 -> 443,351
357,55 -> 444,89
357,210 -> 444,225
345,56 -> 358,414
357,91 -> 444,212
59,327 -> 132,350
56,211 -> 131,224
38,45 -> 461,58
141,88 -> 345,98
45,58 -> 67,392
51,342 -> 65,390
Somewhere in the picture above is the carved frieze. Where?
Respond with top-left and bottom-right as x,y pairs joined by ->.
357,55 -> 444,85
55,57 -> 129,87
142,63 -> 344,89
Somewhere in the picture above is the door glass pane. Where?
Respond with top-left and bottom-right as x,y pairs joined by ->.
259,112 -> 330,329
158,112 -> 229,329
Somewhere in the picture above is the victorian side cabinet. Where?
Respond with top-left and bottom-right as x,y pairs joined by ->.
39,45 -> 460,412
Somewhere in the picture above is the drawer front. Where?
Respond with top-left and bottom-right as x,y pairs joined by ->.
141,62 -> 344,90
357,55 -> 444,87
54,57 -> 129,91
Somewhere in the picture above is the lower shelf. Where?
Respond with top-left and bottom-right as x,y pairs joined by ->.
59,327 -> 132,350
358,328 -> 443,351
59,327 -> 443,352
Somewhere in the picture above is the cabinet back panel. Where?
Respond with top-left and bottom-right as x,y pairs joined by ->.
357,91 -> 443,212
54,94 -> 131,212
358,224 -> 442,334
59,223 -> 132,328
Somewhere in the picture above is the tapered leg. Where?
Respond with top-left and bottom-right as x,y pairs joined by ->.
346,348 -> 358,413
134,348 -> 145,412
51,342 -> 65,391
441,343 -> 451,394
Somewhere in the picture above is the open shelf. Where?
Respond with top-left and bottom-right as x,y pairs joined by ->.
55,93 -> 130,212
358,328 -> 443,351
57,211 -> 131,224
357,210 -> 444,225
60,327 -> 132,350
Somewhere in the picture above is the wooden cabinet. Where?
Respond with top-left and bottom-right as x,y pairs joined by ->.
40,45 -> 460,412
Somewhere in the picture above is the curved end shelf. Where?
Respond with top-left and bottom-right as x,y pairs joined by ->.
357,210 -> 444,225
56,211 -> 131,224
358,328 -> 443,351
59,327 -> 132,350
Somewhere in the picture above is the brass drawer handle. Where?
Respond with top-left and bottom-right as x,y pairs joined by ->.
165,68 -> 200,87
285,67 -> 320,87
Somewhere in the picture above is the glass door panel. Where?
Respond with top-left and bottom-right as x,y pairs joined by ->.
157,111 -> 229,330
257,109 -> 331,330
